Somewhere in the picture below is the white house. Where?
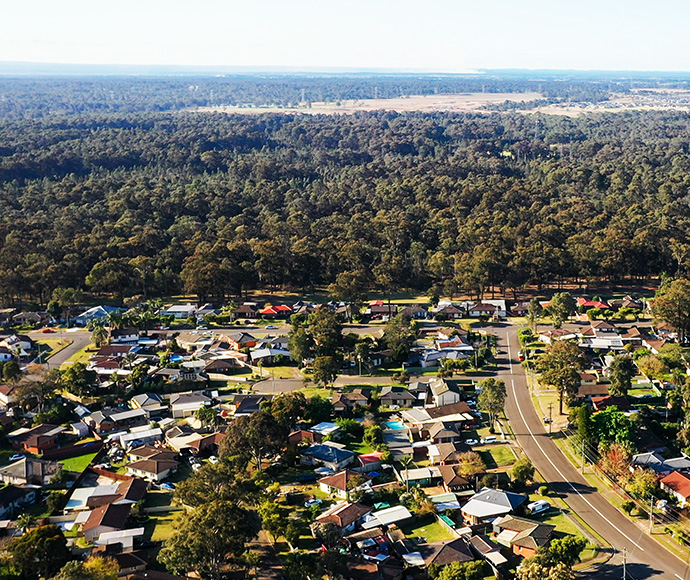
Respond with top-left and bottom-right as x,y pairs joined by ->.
170,392 -> 212,418
161,304 -> 197,319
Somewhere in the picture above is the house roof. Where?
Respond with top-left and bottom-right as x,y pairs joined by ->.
128,456 -> 179,476
131,393 -> 164,407
82,503 -> 131,531
379,386 -> 416,402
661,471 -> 690,499
438,464 -> 470,487
461,487 -> 527,519
431,442 -> 471,462
494,515 -> 555,550
428,422 -> 459,439
0,485 -> 32,506
170,393 -> 211,406
317,501 -> 372,528
318,469 -> 362,491
426,400 -> 472,419
591,395 -> 631,412
0,456 -> 60,481
418,538 -> 474,566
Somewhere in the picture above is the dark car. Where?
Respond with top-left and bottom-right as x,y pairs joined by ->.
296,473 -> 317,483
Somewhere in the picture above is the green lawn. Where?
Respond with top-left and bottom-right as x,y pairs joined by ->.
297,386 -> 333,399
59,452 -> 98,473
486,446 -> 517,467
61,343 -> 96,367
347,440 -> 375,455
400,515 -> 455,543
146,511 -> 177,542
35,338 -> 73,361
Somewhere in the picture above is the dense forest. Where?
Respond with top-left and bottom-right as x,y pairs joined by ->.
0,74 -> 618,118
2,76 -> 690,306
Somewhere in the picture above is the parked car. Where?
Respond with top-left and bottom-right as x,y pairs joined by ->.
464,439 -> 478,446
266,325 -> 277,329
41,328 -> 56,333
518,351 -> 525,361
527,500 -> 551,515
296,473 -> 317,483
304,498 -> 323,508
480,436 -> 498,445
543,417 -> 552,424
209,456 -> 219,464
160,482 -> 176,491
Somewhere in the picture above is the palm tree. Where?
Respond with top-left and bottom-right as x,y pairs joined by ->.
105,310 -> 123,330
16,513 -> 35,533
399,455 -> 414,493
88,320 -> 109,348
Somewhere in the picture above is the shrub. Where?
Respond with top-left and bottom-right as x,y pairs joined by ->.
539,485 -> 548,496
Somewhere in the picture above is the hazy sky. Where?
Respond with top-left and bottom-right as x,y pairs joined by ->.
3,0 -> 690,72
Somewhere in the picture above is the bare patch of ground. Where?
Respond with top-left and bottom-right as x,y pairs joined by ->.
195,92 -> 542,115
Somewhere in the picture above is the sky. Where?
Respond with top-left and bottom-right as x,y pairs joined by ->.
3,0 -> 690,72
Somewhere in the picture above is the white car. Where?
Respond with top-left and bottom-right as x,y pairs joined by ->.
480,436 -> 498,445
464,439 -> 478,446
304,498 -> 323,508
208,456 -> 219,464
527,500 -> 550,515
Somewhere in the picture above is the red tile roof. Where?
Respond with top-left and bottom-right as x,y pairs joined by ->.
662,471 -> 690,500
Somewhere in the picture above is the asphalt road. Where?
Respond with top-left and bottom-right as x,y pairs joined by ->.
493,322 -> 690,580
28,328 -> 92,369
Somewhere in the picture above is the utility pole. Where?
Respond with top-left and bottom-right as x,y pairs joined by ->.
548,403 -> 553,435
649,495 -> 654,534
581,439 -> 586,474
622,547 -> 627,579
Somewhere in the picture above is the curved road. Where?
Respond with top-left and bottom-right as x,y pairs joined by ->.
494,323 -> 690,580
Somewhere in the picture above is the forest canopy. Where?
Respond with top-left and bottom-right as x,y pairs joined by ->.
0,76 -> 690,305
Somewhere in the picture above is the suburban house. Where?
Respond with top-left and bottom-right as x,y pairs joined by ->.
0,334 -> 34,356
494,515 -> 555,558
379,387 -> 417,408
434,305 -> 464,320
428,422 -> 461,444
130,393 -> 167,416
81,503 -> 131,542
233,303 -> 259,319
426,378 -> 462,407
361,505 -> 414,530
577,373 -> 608,399
0,384 -> 18,407
438,464 -> 472,493
316,501 -> 372,534
109,329 -> 140,344
203,358 -> 246,377
0,485 -> 37,518
661,471 -> 690,506
170,392 -> 212,418
9,424 -> 65,454
632,452 -> 690,474
461,487 -> 528,525
250,347 -> 292,364
418,538 -> 475,569
126,453 -> 179,482
469,534 -> 509,574
428,441 -> 471,465
85,408 -> 148,433
302,444 -> 356,472
318,469 -> 366,499
332,390 -> 370,414
75,305 -> 121,326
580,321 -> 624,351
591,395 -> 631,412
160,304 -> 197,319
0,456 -> 61,486
398,305 -> 429,319
260,304 -> 293,318
225,332 -> 258,351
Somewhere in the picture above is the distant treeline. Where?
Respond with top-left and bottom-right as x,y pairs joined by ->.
0,75 -> 624,118
1,104 -> 690,306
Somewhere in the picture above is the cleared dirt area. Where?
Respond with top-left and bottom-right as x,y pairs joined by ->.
528,88 -> 690,117
196,92 -> 542,115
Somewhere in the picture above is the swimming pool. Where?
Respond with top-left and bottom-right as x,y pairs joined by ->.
385,421 -> 405,430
